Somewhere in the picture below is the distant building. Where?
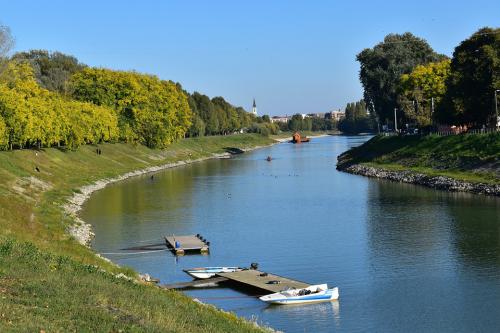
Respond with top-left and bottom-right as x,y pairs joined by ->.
252,99 -> 257,116
270,116 -> 290,123
325,110 -> 345,121
307,112 -> 326,118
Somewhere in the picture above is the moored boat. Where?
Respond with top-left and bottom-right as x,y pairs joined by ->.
291,132 -> 310,143
259,284 -> 339,305
183,266 -> 243,279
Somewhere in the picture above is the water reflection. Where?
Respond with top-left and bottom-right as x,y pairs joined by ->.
263,301 -> 341,329
446,194 -> 500,271
366,180 -> 456,278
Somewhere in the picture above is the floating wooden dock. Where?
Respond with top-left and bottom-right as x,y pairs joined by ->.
163,269 -> 310,294
218,269 -> 309,293
164,234 -> 209,255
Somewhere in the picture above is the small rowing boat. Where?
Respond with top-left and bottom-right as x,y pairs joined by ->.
183,267 -> 243,279
259,284 -> 339,305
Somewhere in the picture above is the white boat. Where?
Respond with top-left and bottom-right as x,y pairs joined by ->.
259,284 -> 339,305
183,266 -> 242,279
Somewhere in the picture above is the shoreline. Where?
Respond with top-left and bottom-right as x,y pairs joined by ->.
338,163 -> 500,197
64,143 -> 276,246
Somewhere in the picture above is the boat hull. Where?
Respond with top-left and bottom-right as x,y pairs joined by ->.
260,285 -> 339,305
183,267 -> 242,279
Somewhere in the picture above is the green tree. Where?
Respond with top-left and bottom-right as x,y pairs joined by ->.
288,114 -> 303,132
357,32 -> 444,123
206,111 -> 220,135
311,117 -> 328,131
187,114 -> 206,137
191,92 -> 217,134
236,107 -> 253,128
12,50 -> 86,93
399,59 -> 451,126
302,117 -> 312,131
339,100 -> 375,133
440,27 -> 500,126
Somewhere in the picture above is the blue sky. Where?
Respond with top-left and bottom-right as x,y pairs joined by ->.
2,1 -> 499,116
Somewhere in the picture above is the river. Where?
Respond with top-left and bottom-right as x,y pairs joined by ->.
81,135 -> 500,332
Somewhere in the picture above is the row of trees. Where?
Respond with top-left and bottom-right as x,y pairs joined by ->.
0,62 -> 118,149
0,24 -> 278,151
274,114 -> 337,133
12,49 -> 86,94
357,27 -> 499,129
69,68 -> 191,148
187,92 -> 256,137
338,100 -> 376,133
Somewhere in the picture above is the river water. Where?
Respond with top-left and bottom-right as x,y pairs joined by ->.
81,135 -> 500,332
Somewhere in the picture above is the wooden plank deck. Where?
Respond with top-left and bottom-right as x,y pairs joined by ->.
165,235 -> 209,255
217,269 -> 310,293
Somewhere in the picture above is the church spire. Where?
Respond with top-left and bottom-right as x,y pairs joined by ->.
253,99 -> 256,108
252,98 -> 257,115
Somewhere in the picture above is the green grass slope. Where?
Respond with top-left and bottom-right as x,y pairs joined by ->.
0,134 -> 274,332
337,132 -> 500,184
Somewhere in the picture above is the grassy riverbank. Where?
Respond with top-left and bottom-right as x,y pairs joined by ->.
0,134 -> 274,332
337,132 -> 500,184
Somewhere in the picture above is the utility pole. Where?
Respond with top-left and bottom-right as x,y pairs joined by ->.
431,97 -> 434,115
394,108 -> 398,132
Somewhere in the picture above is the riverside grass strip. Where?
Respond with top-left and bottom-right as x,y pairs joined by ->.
337,132 -> 500,190
0,134 -> 275,332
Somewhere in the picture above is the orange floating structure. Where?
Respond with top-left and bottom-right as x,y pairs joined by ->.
291,132 -> 310,143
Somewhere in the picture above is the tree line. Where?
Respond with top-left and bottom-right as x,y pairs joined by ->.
0,61 -> 118,150
338,100 -> 377,134
0,25 -> 277,151
186,92 -> 278,137
357,27 -> 499,130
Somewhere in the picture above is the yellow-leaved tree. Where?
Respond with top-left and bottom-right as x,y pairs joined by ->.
398,59 -> 451,127
0,61 -> 119,150
69,68 -> 192,148
0,115 -> 7,148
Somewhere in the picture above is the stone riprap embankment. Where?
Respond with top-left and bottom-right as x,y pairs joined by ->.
338,164 -> 500,197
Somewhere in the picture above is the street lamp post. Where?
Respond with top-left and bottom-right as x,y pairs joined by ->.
495,89 -> 499,129
394,108 -> 398,132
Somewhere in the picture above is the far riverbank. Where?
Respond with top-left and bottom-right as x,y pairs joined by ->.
337,133 -> 500,196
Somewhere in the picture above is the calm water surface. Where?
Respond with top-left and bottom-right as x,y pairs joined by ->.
81,136 -> 500,332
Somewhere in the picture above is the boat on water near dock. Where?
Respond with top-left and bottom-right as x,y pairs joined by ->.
291,132 -> 310,143
183,267 -> 243,279
259,284 -> 339,305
